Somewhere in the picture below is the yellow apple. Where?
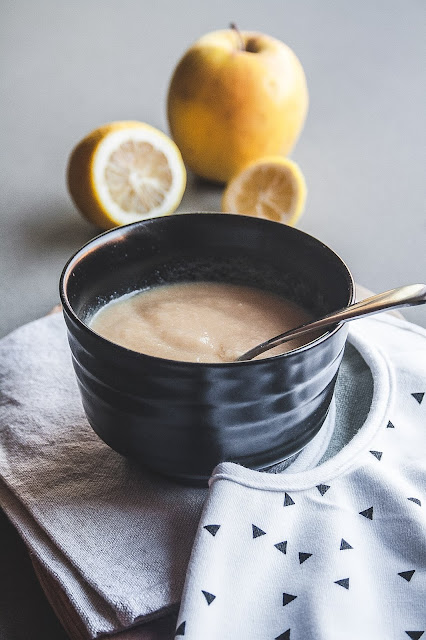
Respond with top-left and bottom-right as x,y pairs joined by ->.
167,27 -> 308,183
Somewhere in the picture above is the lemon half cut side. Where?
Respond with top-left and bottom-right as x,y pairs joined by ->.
221,156 -> 306,226
67,121 -> 187,230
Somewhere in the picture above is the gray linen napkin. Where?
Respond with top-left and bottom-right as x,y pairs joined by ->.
0,313 -> 207,638
0,313 -> 371,638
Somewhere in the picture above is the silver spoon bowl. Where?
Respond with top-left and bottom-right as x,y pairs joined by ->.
236,283 -> 426,362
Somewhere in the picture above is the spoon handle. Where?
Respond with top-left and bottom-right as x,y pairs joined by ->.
236,283 -> 426,362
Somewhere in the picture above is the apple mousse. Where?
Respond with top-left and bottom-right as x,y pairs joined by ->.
89,281 -> 319,363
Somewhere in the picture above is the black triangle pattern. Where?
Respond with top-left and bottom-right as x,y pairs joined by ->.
202,590 -> 216,605
405,632 -> 424,639
283,593 -> 297,606
316,484 -> 330,496
359,506 -> 374,520
175,621 -> 186,636
412,392 -> 424,404
204,524 -> 220,536
340,538 -> 353,550
386,420 -> 395,428
370,450 -> 383,460
252,524 -> 266,538
398,570 -> 415,582
275,629 -> 291,640
283,492 -> 295,506
334,578 -> 350,590
408,497 -> 422,507
299,552 -> 312,564
274,541 -> 287,554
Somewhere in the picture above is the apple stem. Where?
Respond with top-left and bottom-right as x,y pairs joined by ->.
230,23 -> 245,51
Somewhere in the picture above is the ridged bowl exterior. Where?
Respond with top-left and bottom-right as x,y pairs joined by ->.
60,213 -> 354,484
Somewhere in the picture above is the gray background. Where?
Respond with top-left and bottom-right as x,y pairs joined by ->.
1,0 -> 425,339
0,2 -> 425,636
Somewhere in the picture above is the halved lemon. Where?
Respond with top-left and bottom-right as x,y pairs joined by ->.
67,121 -> 186,229
221,156 -> 306,226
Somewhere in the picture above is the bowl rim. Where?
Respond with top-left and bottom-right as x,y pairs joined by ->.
59,212 -> 355,368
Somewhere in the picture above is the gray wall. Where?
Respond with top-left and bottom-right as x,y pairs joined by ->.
1,0 -> 425,336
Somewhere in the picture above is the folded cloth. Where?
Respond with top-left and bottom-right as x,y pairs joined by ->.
0,313 -> 337,639
176,316 -> 426,639
0,314 -> 206,637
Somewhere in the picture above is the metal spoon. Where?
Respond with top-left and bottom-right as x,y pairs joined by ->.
235,283 -> 426,362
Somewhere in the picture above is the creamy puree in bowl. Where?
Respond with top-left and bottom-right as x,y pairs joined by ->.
89,282 -> 320,362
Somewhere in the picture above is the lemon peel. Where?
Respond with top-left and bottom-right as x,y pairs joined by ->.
222,156 -> 306,226
67,121 -> 186,230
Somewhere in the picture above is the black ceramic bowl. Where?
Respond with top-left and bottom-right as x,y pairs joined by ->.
60,213 -> 354,484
